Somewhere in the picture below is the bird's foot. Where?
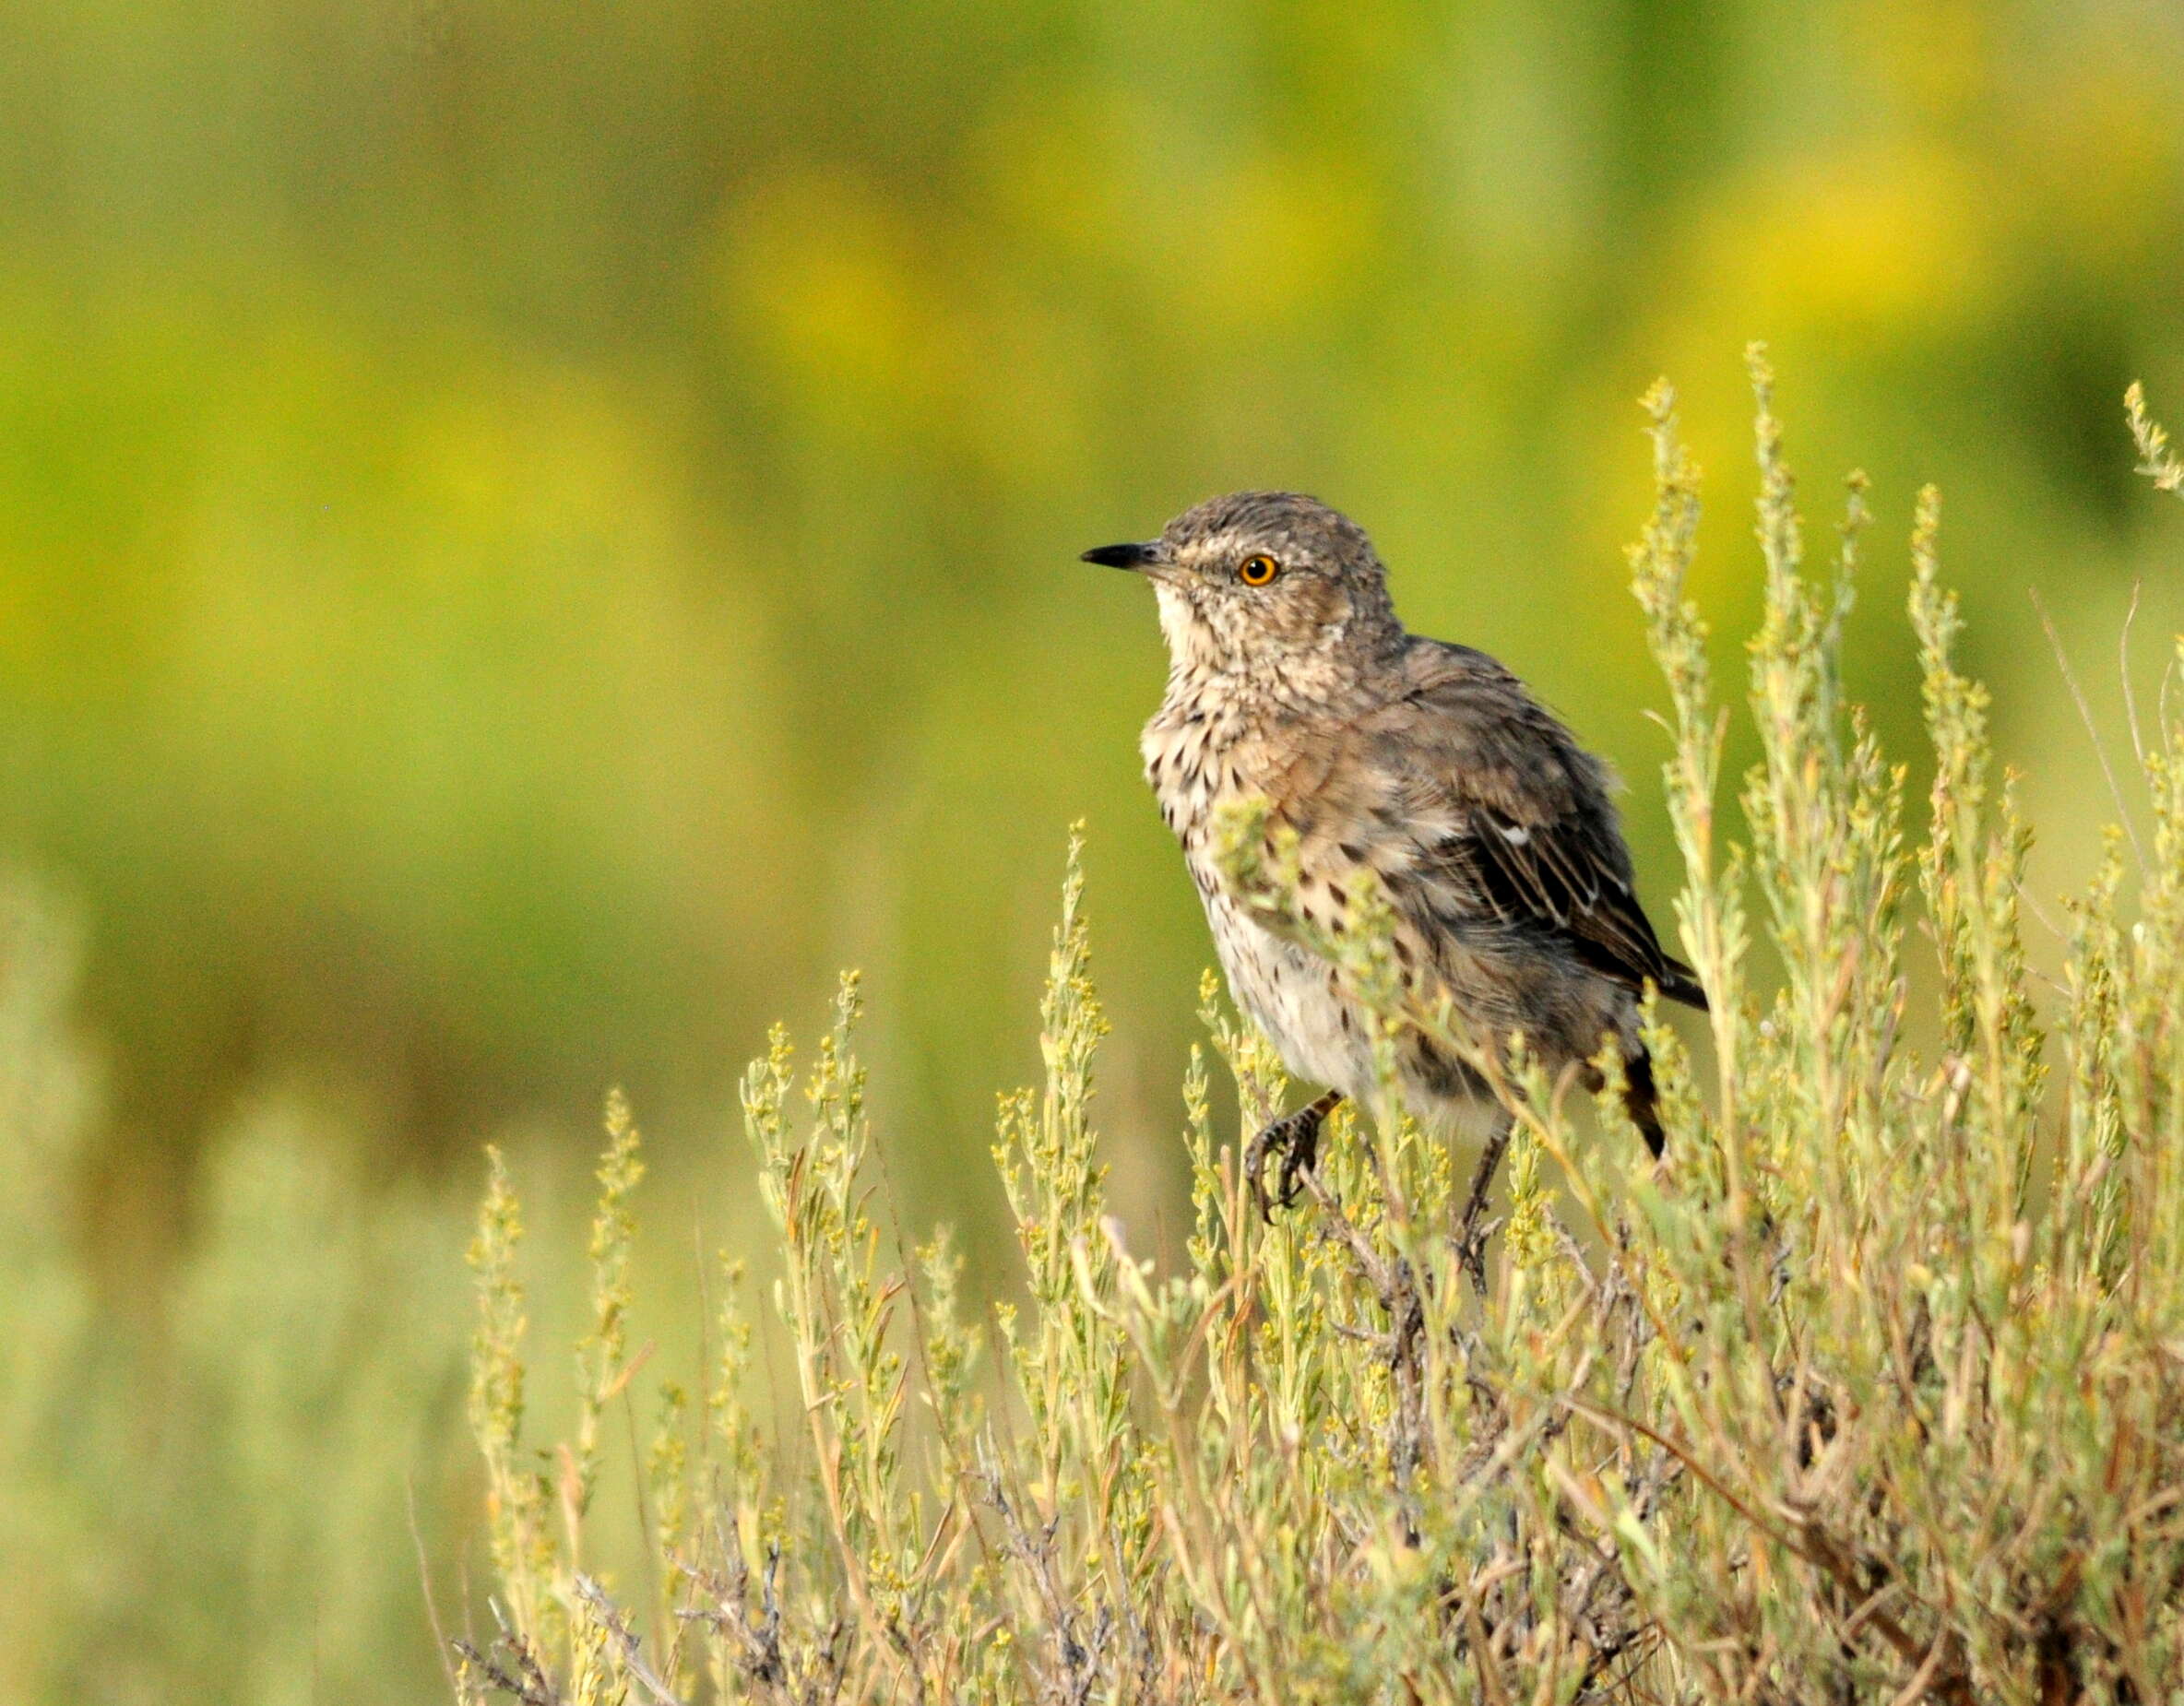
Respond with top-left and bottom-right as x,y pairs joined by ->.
1246,1091 -> 1342,1220
1455,1112 -> 1514,1295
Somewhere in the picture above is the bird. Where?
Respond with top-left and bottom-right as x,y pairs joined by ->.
1083,491 -> 1706,1215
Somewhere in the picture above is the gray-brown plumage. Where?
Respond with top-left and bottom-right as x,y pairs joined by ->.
1084,491 -> 1704,1207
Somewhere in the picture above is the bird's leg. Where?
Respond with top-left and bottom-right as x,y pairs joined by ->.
1455,1108 -> 1514,1295
1245,1089 -> 1343,1219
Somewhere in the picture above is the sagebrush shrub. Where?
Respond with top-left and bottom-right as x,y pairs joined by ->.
454,357 -> 2184,1704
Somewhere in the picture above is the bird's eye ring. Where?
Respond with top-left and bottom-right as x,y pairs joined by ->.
1239,553 -> 1280,586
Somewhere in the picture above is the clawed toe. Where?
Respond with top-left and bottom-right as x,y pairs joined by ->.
1275,1112 -> 1321,1207
1245,1091 -> 1342,1220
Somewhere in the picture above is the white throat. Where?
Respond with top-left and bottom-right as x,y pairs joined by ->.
1153,581 -> 1223,682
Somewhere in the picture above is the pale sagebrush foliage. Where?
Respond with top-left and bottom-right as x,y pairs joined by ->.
456,370 -> 2184,1704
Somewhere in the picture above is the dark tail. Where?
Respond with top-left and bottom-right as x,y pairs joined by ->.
1658,955 -> 1709,1013
1625,1046 -> 1668,1157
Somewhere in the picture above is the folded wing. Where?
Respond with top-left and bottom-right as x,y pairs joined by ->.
1360,643 -> 1707,1012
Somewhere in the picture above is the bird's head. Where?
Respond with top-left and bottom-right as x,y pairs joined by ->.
1082,491 -> 1403,684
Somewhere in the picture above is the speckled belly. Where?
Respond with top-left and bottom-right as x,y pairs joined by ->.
1195,861 -> 1497,1129
1199,880 -> 1380,1101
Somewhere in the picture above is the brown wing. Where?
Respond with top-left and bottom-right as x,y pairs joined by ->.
1359,642 -> 1706,1011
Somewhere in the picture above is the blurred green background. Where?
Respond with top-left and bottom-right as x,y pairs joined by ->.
4,0 -> 2183,1699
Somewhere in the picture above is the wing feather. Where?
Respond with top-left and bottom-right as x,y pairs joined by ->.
1360,644 -> 1706,1011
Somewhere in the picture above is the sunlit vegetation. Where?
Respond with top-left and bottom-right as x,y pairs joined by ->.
7,13 -> 2184,1694
442,375 -> 2184,1700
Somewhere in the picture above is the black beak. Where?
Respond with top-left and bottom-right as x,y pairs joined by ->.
1080,541 -> 1156,570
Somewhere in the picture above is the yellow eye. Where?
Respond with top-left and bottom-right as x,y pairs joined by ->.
1239,553 -> 1279,586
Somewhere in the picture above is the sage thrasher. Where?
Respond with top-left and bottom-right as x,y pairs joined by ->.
1084,491 -> 1706,1214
